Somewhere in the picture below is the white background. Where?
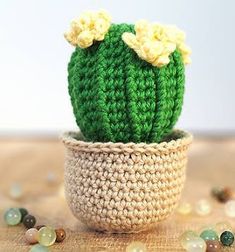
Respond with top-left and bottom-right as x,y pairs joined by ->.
0,0 -> 235,135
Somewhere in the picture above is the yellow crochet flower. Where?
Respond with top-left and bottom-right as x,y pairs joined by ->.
122,20 -> 191,67
64,10 -> 111,48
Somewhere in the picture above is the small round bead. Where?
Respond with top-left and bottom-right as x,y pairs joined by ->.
126,241 -> 147,252
46,171 -> 56,184
180,230 -> 198,249
9,183 -> 23,199
23,214 -> 36,229
200,230 -> 219,241
185,237 -> 207,252
19,208 -> 28,222
218,187 -> 234,203
225,200 -> 235,217
177,202 -> 192,215
29,244 -> 50,252
206,240 -> 221,252
25,228 -> 38,244
55,228 -> 66,242
36,225 -> 46,230
4,208 -> 22,226
38,227 -> 56,247
220,231 -> 234,246
195,200 -> 212,216
211,187 -> 223,198
215,221 -> 232,236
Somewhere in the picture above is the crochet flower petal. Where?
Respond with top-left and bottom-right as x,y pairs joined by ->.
64,10 -> 111,48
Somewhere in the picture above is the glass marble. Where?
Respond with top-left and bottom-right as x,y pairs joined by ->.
185,237 -> 207,252
25,228 -> 38,244
224,200 -> 235,218
46,171 -> 56,184
23,214 -> 36,229
220,231 -> 234,246
38,227 -> 56,247
180,230 -> 198,249
215,221 -> 232,236
126,241 -> 147,252
206,240 -> 221,252
19,208 -> 28,222
195,199 -> 212,216
177,202 -> 192,215
200,230 -> 219,241
29,244 -> 50,252
9,183 -> 22,199
4,208 -> 21,226
55,228 -> 66,242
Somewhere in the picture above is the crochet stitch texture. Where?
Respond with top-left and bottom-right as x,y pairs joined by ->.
68,24 -> 185,143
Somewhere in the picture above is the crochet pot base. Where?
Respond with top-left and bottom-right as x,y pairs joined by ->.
62,129 -> 192,233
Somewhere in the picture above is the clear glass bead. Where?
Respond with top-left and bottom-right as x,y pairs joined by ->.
9,183 -> 22,199
195,199 -> 212,216
185,237 -> 207,252
224,200 -> 235,217
180,230 -> 198,249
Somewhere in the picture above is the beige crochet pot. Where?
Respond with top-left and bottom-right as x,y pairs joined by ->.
62,129 -> 192,233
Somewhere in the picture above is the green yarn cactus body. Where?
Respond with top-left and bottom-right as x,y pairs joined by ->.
68,23 -> 185,143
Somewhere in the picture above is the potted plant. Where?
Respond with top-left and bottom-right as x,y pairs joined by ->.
62,10 -> 192,233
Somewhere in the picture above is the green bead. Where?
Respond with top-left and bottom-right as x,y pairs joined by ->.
220,231 -> 234,246
38,227 -> 56,247
19,208 -> 28,222
200,229 -> 219,241
29,244 -> 50,252
4,208 -> 21,226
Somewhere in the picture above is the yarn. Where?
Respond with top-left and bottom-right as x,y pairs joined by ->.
62,129 -> 192,233
68,23 -> 185,143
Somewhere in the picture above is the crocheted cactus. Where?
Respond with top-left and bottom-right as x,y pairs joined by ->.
67,23 -> 186,143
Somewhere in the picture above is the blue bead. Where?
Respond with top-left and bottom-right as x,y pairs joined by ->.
29,244 -> 50,252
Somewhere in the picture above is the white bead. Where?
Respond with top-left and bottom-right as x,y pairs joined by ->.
185,237 -> 207,252
195,199 -> 212,216
9,183 -> 22,199
224,200 -> 235,217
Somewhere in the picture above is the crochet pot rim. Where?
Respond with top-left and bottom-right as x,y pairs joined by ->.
62,129 -> 193,155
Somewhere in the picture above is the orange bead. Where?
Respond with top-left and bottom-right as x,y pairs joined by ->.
55,228 -> 66,242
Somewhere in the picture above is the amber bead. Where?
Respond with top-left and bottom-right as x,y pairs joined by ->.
206,240 -> 221,252
214,187 -> 234,203
55,228 -> 66,242
23,214 -> 36,229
